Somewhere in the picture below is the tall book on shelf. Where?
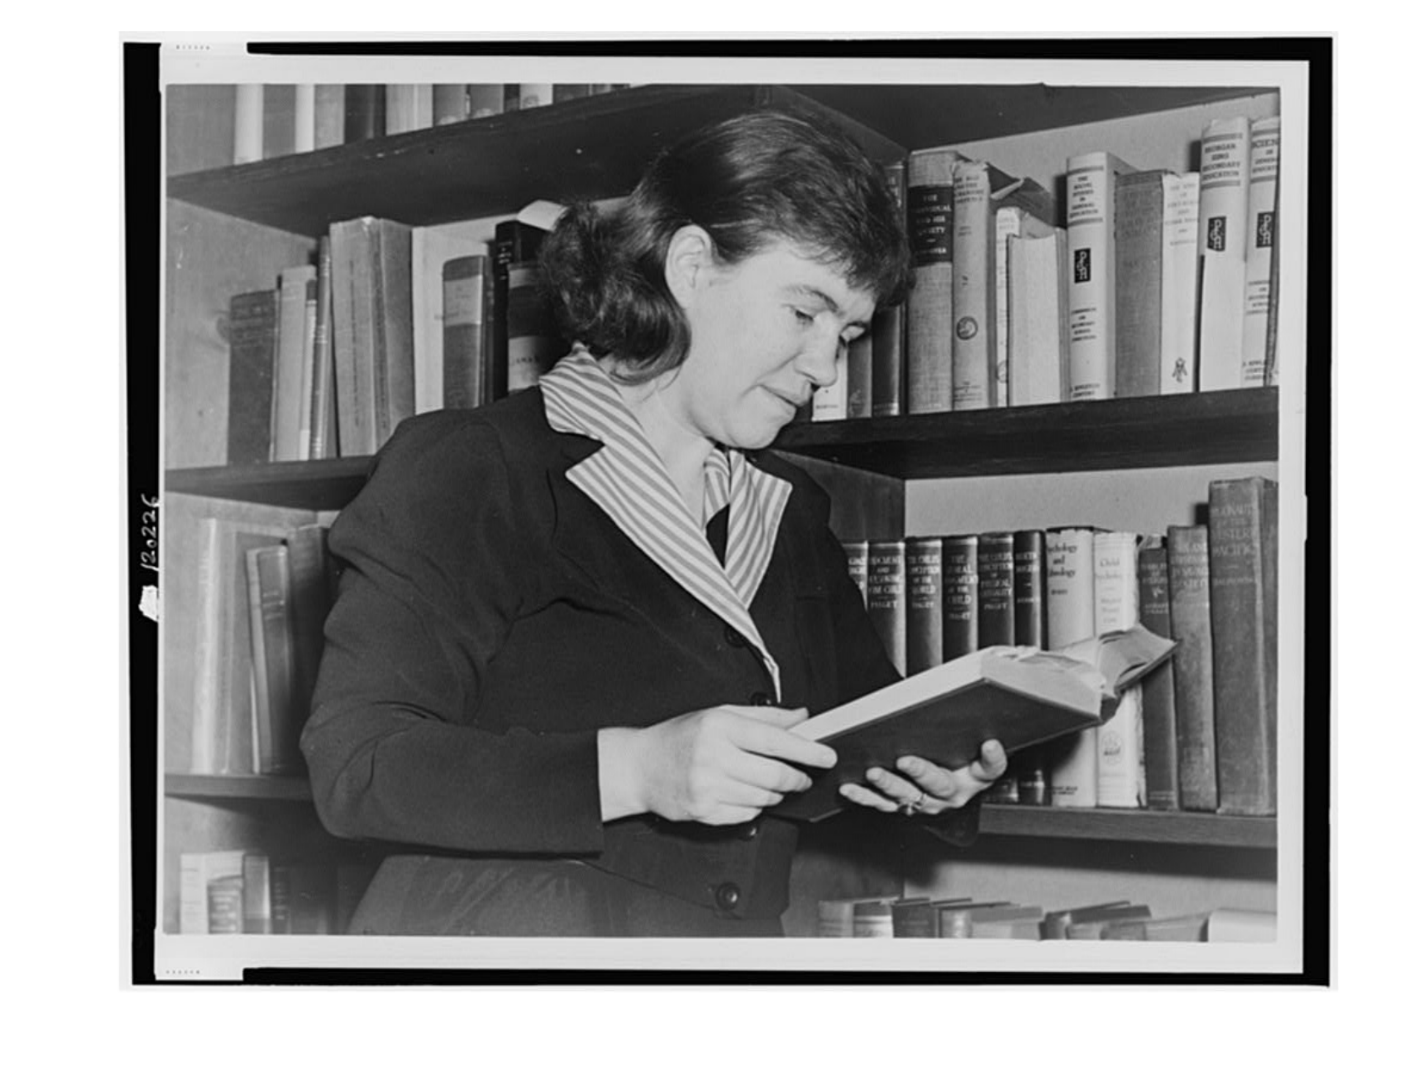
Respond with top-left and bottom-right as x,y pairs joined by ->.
273,265 -> 317,462
1196,116 -> 1252,391
1006,228 -> 1069,406
872,160 -> 907,417
1113,170 -> 1169,398
1159,172 -> 1201,395
226,289 -> 278,465
1066,151 -> 1136,401
1044,527 -> 1098,807
996,206 -> 1057,408
412,227 -> 488,414
1138,541 -> 1180,810
941,534 -> 978,661
867,540 -> 907,676
905,147 -> 962,413
1240,116 -> 1282,388
905,537 -> 943,676
1167,524 -> 1218,811
1093,530 -> 1145,808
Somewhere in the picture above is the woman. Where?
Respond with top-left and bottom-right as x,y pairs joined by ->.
301,109 -> 1007,937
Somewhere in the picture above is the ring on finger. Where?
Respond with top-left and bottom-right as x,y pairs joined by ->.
901,790 -> 928,816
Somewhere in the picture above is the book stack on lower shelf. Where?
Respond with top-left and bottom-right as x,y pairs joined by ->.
843,475 -> 1278,818
816,894 -> 1276,942
180,850 -> 377,936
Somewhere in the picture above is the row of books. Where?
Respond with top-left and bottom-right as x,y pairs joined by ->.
168,83 -> 632,173
165,495 -> 338,775
817,895 -> 1276,941
842,475 -> 1278,816
225,214 -> 558,463
812,111 -> 1281,423
179,850 -> 375,935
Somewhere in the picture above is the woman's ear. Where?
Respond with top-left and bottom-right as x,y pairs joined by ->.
664,225 -> 716,310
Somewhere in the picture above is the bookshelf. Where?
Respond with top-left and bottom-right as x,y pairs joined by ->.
163,79 -> 1290,937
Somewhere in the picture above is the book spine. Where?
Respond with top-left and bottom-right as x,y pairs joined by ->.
1167,525 -> 1218,810
867,540 -> 907,676
994,208 -> 1019,409
976,532 -> 1015,648
1240,117 -> 1282,387
207,875 -> 244,934
330,218 -> 377,456
1196,116 -> 1252,390
1113,172 -> 1165,398
905,536 -> 943,675
553,84 -> 594,103
1093,530 -> 1145,808
313,84 -> 345,149
262,84 -> 297,159
1045,528 -> 1098,807
373,220 -> 415,448
309,236 -> 336,459
273,265 -> 317,462
297,278 -> 318,458
226,289 -> 278,465
891,900 -> 936,938
242,853 -> 273,934
1160,173 -> 1201,393
190,518 -> 222,775
433,84 -> 470,125
1209,477 -> 1277,815
293,85 -> 315,154
1012,529 -> 1047,649
951,159 -> 996,411
442,255 -> 491,409
247,545 -> 299,774
906,148 -> 959,413
343,85 -> 385,143
842,540 -> 869,607
1066,152 -> 1125,401
845,333 -> 873,419
181,851 -> 244,934
384,85 -> 434,135
852,901 -> 894,938
233,84 -> 263,165
872,161 -> 906,417
941,534 -> 978,660
1007,229 -> 1069,406
1138,544 -> 1180,810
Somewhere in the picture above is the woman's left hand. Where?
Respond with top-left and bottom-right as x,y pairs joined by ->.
838,740 -> 1009,816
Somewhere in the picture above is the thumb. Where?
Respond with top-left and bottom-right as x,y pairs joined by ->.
728,704 -> 810,728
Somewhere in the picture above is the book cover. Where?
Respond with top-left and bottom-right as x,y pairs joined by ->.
842,540 -> 869,608
1167,524 -> 1218,811
966,905 -> 1046,939
1007,228 -> 1069,406
226,288 -> 278,465
1209,476 -> 1278,815
285,523 -> 333,734
905,536 -> 943,676
1240,116 -> 1282,387
817,896 -> 898,937
1066,151 -> 1136,401
890,897 -> 936,938
1138,542 -> 1181,810
1040,900 -> 1142,939
242,852 -> 273,934
309,236 -> 337,459
1013,529 -> 1047,650
941,534 -> 979,661
1197,116 -> 1252,390
441,253 -> 492,410
1044,527 -> 1099,808
1101,912 -> 1209,941
996,206 -> 1057,408
293,84 -> 315,154
1114,169 -> 1169,398
165,84 -> 237,175
314,84 -> 345,149
507,262 -> 564,391
977,531 -> 1015,648
245,544 -> 301,775
1160,173 -> 1201,394
1065,904 -> 1156,940
413,228 -> 488,413
207,875 -> 245,934
951,162 -> 1055,411
905,147 -> 962,413
384,85 -> 434,135
297,279 -> 318,459
492,221 -> 551,403
872,161 -> 906,417
776,624 -> 1175,822
866,540 -> 907,677
1093,530 -> 1145,808
179,850 -> 246,935
273,264 -> 317,462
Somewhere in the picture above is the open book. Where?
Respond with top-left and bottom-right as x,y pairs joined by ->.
774,624 -> 1176,822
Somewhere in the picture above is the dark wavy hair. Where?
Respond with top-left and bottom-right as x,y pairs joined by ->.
539,108 -> 912,383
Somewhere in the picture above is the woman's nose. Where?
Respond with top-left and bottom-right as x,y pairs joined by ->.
797,324 -> 843,390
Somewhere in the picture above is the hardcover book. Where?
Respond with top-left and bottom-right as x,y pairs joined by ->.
1160,173 -> 1201,394
1044,527 -> 1099,808
941,534 -> 979,661
226,289 -> 278,465
1240,117 -> 1282,387
1092,530 -> 1145,808
1113,170 -> 1169,398
867,540 -> 907,676
1066,151 -> 1136,401
440,253 -> 492,410
1138,542 -> 1181,810
1167,525 -> 1218,810
1197,116 -> 1252,390
775,624 -> 1175,822
905,147 -> 962,413
996,206 -> 1057,407
872,161 -> 907,416
905,536 -> 944,676
1006,228 -> 1069,406
413,229 -> 487,413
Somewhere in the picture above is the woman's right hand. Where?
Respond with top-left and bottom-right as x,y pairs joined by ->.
597,705 -> 837,825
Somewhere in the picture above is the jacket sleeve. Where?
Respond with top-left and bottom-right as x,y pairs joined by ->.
300,417 -> 606,857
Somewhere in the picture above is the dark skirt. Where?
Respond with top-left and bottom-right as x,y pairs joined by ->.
346,854 -> 785,937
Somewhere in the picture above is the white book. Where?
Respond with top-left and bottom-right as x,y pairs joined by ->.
386,84 -> 434,134
233,84 -> 263,165
1007,229 -> 1069,406
1196,116 -> 1252,390
1159,172 -> 1201,394
1066,151 -> 1136,401
273,265 -> 317,462
294,84 -> 316,153
1045,527 -> 1099,808
179,850 -> 246,934
1240,116 -> 1282,387
996,206 -> 1056,407
1092,530 -> 1145,809
411,226 -> 490,414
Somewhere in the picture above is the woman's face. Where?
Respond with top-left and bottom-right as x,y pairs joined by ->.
667,236 -> 877,451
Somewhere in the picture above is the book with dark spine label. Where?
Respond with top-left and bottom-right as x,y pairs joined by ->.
866,540 -> 907,677
977,532 -> 1015,648
1066,151 -> 1137,401
842,540 -> 869,608
872,160 -> 907,416
1196,116 -> 1252,390
1241,116 -> 1281,387
905,147 -> 962,413
245,544 -> 300,776
1167,525 -> 1218,811
941,534 -> 979,661
905,536 -> 943,676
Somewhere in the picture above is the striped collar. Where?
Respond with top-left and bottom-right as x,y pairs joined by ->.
539,348 -> 792,699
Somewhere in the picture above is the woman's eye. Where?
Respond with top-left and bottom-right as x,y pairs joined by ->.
791,308 -> 816,325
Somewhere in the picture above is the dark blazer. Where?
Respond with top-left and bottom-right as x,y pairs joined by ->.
301,387 -> 978,935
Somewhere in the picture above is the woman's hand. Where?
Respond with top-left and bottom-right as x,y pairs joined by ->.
837,740 -> 1008,817
598,706 -> 836,825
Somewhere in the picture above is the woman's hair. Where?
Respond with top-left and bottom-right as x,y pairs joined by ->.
539,108 -> 913,382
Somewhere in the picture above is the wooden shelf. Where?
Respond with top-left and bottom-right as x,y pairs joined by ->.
166,456 -> 373,510
773,388 -> 1279,479
165,774 -> 312,802
166,85 -> 905,237
981,804 -> 1276,849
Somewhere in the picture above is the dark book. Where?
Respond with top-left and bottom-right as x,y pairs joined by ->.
872,160 -> 906,417
941,534 -> 979,660
270,863 -> 292,933
1114,169 -> 1170,397
242,852 -> 273,934
1101,912 -> 1209,941
207,875 -> 244,934
935,901 -> 1016,939
1167,525 -> 1218,811
491,221 -> 549,403
245,545 -> 300,775
1062,903 -> 1154,940
343,84 -> 385,142
506,261 -> 563,391
905,147 -> 960,413
890,897 -> 936,938
1013,530 -> 1047,648
977,532 -> 1015,648
226,289 -> 278,465
553,83 -> 593,102
1138,542 -> 1181,810
776,624 -> 1175,822
441,254 -> 492,409
281,864 -> 336,934
866,540 -> 907,677
905,536 -> 943,676
1209,477 -> 1278,816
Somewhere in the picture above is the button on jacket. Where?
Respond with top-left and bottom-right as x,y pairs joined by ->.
301,383 -> 979,936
